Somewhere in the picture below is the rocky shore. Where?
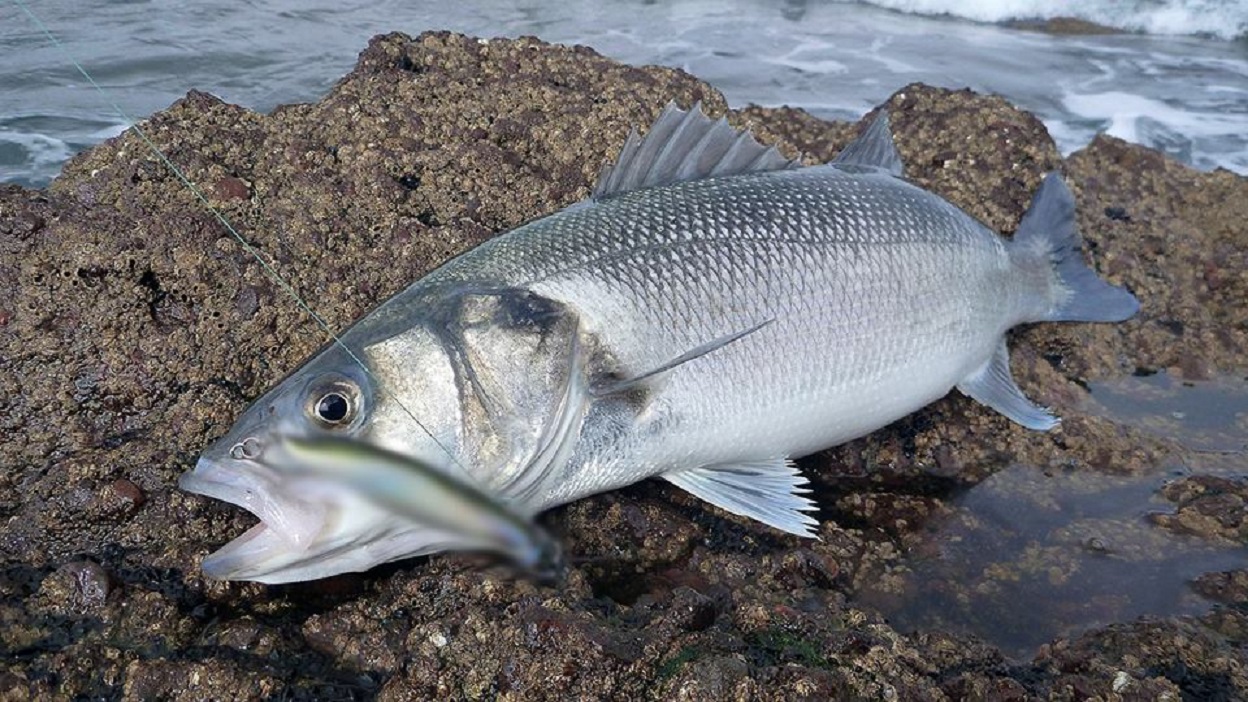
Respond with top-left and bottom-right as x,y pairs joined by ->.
2,32 -> 1245,700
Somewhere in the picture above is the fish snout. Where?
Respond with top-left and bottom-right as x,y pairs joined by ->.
178,454 -> 263,503
179,449 -> 337,576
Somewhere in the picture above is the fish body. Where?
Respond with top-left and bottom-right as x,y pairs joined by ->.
180,104 -> 1139,582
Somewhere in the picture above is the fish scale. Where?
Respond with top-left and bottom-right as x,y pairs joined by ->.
393,170 -> 1000,504
179,103 -> 1138,583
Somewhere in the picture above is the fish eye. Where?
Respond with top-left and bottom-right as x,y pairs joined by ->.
305,377 -> 362,430
316,393 -> 349,422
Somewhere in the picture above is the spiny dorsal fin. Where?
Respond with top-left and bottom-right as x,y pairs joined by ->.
592,101 -> 799,201
831,111 -> 904,177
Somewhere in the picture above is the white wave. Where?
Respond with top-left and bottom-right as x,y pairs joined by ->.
0,129 -> 74,186
763,41 -> 850,74
1063,91 -> 1242,141
1059,90 -> 1248,171
90,122 -> 131,140
845,0 -> 1248,40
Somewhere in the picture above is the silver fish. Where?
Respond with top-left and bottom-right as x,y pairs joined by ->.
179,103 -> 1139,583
258,435 -> 563,580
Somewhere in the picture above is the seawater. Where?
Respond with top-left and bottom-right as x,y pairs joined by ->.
1,0 -> 1246,187
853,373 -> 1248,658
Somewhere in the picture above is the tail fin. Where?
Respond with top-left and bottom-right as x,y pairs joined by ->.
1011,172 -> 1140,323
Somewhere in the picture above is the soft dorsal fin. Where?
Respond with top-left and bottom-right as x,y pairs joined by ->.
592,101 -> 799,200
831,111 -> 904,177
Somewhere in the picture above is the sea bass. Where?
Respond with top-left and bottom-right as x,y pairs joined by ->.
179,103 -> 1139,583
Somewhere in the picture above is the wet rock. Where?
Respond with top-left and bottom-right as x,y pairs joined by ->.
2,30 -> 1245,700
1035,614 -> 1248,701
1154,476 -> 1248,543
1006,17 -> 1126,35
661,655 -> 752,700
302,603 -> 410,673
121,659 -> 286,701
661,586 -> 718,633
776,548 -> 840,590
212,175 -> 251,201
1192,569 -> 1248,604
100,478 -> 146,516
35,560 -> 114,614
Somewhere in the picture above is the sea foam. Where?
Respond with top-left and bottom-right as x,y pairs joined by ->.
848,0 -> 1248,41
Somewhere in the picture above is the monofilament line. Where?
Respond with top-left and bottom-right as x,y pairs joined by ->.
12,0 -> 461,466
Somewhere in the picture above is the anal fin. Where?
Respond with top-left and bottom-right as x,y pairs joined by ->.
957,339 -> 1059,430
663,459 -> 819,538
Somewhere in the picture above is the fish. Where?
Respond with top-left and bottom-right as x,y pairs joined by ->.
178,102 -> 1140,583
259,434 -> 564,581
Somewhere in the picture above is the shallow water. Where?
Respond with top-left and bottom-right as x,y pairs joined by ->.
855,373 -> 1248,658
1089,371 -> 1248,455
2,0 -> 1246,187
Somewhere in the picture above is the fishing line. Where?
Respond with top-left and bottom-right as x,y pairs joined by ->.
12,0 -> 463,468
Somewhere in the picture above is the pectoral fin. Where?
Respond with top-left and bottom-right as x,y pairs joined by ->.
956,339 -> 1059,430
663,459 -> 819,538
593,319 -> 773,397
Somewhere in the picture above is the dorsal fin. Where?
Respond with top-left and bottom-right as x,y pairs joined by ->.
831,111 -> 904,177
592,101 -> 799,201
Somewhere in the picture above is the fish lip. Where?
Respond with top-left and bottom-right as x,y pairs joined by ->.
178,456 -> 273,507
198,522 -> 276,580
180,452 -> 333,575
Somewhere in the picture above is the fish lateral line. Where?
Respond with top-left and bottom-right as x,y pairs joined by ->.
9,0 -> 459,470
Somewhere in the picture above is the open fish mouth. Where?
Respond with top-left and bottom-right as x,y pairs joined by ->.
180,453 -> 474,583
178,455 -> 334,580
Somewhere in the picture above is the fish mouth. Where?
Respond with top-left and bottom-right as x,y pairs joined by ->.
179,453 -> 469,583
179,456 -> 330,549
179,454 -> 336,581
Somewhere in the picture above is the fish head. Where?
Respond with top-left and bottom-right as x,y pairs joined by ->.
180,287 -> 591,583
177,342 -> 424,582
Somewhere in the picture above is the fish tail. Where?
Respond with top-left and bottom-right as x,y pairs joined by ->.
1010,172 -> 1140,323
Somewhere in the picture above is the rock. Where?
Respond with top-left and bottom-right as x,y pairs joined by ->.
34,560 -> 114,613
1006,17 -> 1127,35
1,30 -> 1245,700
1192,570 -> 1248,604
1153,476 -> 1248,544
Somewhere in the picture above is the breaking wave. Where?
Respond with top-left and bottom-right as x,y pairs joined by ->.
0,119 -> 127,188
0,129 -> 73,187
847,0 -> 1248,41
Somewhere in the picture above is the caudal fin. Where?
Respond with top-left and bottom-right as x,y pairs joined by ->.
1010,172 -> 1140,323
